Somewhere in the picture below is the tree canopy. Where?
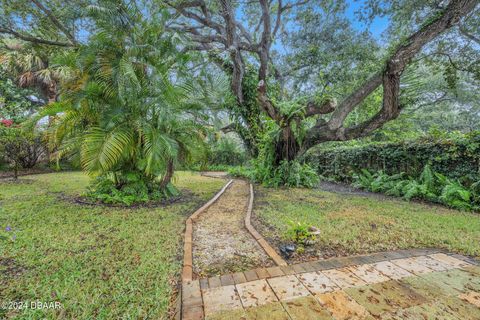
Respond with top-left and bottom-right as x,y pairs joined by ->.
1,0 -> 479,191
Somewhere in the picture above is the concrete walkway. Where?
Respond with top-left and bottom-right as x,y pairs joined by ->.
181,249 -> 480,319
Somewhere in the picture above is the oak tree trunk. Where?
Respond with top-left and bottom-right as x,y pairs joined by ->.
274,125 -> 300,165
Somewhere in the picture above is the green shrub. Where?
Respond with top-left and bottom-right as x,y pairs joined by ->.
0,126 -> 45,178
353,165 -> 479,211
86,171 -> 179,206
250,159 -> 319,188
208,136 -> 248,166
286,221 -> 316,246
226,160 -> 319,188
227,166 -> 253,179
305,132 -> 480,183
187,163 -> 244,172
269,160 -> 319,188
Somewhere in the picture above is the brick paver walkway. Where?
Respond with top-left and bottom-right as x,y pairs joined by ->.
181,249 -> 480,319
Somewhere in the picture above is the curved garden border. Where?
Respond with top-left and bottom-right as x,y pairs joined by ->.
182,179 -> 234,281
245,183 -> 287,266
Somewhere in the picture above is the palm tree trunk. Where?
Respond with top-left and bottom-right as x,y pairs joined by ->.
45,82 -> 57,163
160,160 -> 174,189
47,82 -> 57,125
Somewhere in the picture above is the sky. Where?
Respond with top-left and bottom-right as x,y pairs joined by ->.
76,1 -> 390,45
345,0 -> 390,38
268,0 -> 391,54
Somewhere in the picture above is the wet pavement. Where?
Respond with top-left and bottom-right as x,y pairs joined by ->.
182,251 -> 480,319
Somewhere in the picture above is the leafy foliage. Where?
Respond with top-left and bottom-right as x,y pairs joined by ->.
0,39 -> 68,105
0,126 -> 45,178
227,159 -> 319,188
227,165 -> 253,178
207,136 -> 248,166
254,159 -> 319,188
282,3 -> 380,100
286,221 -> 316,246
225,67 -> 266,156
306,132 -> 480,183
86,172 -> 179,206
353,165 -> 479,211
0,72 -> 38,122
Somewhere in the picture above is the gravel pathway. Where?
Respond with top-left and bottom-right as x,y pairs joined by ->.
201,171 -> 228,179
193,180 -> 273,277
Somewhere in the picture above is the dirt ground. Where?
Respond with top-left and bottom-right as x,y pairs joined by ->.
192,180 -> 273,277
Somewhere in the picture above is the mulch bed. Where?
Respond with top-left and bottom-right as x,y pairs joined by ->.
57,189 -> 197,209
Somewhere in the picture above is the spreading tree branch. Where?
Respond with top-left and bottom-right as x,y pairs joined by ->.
219,0 -> 246,103
459,24 -> 480,44
0,27 -> 75,47
165,0 -> 224,34
304,0 -> 478,148
305,99 -> 337,117
30,0 -> 78,45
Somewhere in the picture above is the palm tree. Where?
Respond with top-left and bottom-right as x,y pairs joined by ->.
0,39 -> 68,105
80,107 -> 204,192
35,1 -> 206,200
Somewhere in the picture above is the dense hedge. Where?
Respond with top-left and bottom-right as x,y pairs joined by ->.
305,132 -> 480,183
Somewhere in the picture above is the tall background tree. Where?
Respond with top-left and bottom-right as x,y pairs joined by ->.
1,0 -> 479,189
165,0 -> 478,165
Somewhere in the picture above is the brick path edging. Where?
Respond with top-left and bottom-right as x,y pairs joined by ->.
182,179 -> 234,282
197,248 -> 447,291
184,248 -> 479,319
245,183 -> 287,266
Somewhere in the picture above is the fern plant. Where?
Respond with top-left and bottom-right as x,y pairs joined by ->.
352,169 -> 374,189
352,165 -> 479,211
439,180 -> 472,210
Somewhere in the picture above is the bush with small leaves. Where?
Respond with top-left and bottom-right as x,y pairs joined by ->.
0,126 -> 45,178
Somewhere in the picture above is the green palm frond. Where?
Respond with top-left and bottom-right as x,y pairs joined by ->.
51,135 -> 83,168
143,128 -> 178,176
81,125 -> 134,175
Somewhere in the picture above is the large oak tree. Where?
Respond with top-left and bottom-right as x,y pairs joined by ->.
166,0 -> 478,163
1,0 -> 479,168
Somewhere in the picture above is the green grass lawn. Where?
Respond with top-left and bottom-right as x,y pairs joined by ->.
254,187 -> 480,259
0,171 -> 225,320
